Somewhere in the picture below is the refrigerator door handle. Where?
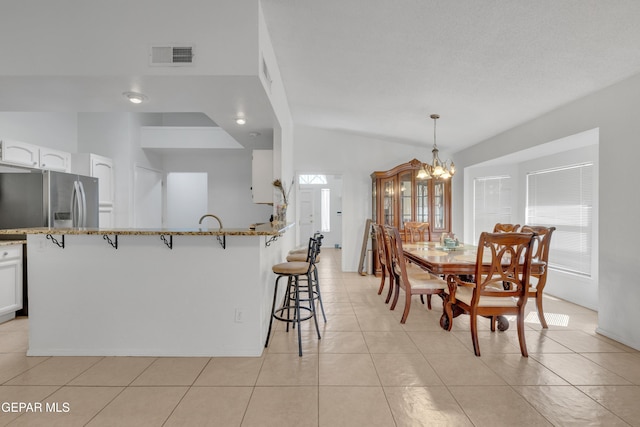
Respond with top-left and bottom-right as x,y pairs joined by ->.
78,180 -> 87,227
71,181 -> 79,227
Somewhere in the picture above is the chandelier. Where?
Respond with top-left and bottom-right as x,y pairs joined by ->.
417,114 -> 455,180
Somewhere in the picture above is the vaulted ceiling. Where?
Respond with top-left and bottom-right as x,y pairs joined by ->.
260,0 -> 640,153
2,1 -> 640,155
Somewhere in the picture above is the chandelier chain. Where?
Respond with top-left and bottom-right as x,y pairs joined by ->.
416,113 -> 455,180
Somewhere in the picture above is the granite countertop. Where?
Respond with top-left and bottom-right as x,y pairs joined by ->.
0,222 -> 294,237
0,240 -> 26,246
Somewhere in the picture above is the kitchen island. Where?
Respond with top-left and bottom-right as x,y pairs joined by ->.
0,223 -> 292,357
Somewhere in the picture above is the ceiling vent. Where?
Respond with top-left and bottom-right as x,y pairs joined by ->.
150,45 -> 195,66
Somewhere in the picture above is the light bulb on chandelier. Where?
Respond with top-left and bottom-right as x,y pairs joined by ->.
417,114 -> 455,180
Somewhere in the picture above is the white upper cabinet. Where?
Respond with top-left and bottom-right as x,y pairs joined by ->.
0,140 -> 72,172
252,150 -> 273,204
0,140 -> 40,168
40,147 -> 71,172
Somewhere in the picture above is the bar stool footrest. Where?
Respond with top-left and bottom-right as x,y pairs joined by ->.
272,305 -> 314,323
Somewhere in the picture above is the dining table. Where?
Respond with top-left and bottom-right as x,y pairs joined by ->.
403,241 -> 482,276
402,241 -> 546,331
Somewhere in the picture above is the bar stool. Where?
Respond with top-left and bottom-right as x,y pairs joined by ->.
285,236 -> 323,325
286,235 -> 326,323
265,238 -> 321,356
288,231 -> 323,254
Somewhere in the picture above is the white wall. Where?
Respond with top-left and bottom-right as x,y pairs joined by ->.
166,172 -> 208,228
259,4 -> 295,255
0,113 -> 77,152
293,126 -> 430,271
77,113 -> 164,227
162,150 -> 273,228
452,72 -> 640,350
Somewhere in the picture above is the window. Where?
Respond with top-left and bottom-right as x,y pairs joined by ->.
526,163 -> 593,276
321,188 -> 330,232
298,174 -> 327,184
473,176 -> 513,243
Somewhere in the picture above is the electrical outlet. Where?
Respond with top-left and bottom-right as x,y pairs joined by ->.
234,309 -> 243,323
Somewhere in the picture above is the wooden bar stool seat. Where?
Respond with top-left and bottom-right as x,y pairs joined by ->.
286,252 -> 321,262
272,261 -> 309,275
288,247 -> 307,255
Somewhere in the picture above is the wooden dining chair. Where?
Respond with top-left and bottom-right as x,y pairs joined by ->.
404,221 -> 432,242
493,223 -> 521,233
373,223 -> 394,303
383,225 -> 447,323
521,225 -> 556,328
443,231 -> 537,356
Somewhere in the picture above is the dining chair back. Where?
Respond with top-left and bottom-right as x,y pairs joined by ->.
493,223 -> 521,233
520,225 -> 556,328
373,223 -> 394,303
404,221 -> 432,242
383,225 -> 447,324
444,231 -> 536,356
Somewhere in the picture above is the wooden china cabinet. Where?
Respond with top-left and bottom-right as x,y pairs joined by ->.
371,159 -> 452,274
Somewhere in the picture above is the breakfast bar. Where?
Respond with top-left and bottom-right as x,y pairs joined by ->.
1,224 -> 292,357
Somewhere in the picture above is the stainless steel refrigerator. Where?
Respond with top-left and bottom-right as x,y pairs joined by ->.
0,170 -> 99,229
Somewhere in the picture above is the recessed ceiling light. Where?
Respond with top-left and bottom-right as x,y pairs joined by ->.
123,91 -> 148,104
235,117 -> 246,125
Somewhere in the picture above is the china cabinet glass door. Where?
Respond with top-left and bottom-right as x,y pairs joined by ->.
416,180 -> 429,223
382,177 -> 395,226
399,173 -> 412,228
372,180 -> 377,223
433,180 -> 446,231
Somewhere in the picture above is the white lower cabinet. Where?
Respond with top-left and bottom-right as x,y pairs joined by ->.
0,244 -> 23,323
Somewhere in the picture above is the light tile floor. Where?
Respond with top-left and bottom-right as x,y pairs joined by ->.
0,248 -> 639,426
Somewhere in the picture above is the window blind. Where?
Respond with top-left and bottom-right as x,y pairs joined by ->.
526,163 -> 593,276
473,176 -> 513,243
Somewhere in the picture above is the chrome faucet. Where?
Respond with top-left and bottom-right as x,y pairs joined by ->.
199,214 -> 223,229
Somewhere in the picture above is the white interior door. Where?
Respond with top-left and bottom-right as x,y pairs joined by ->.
166,172 -> 208,228
134,165 -> 163,228
299,189 -> 314,244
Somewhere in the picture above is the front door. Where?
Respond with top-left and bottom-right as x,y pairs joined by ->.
299,189 -> 314,244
